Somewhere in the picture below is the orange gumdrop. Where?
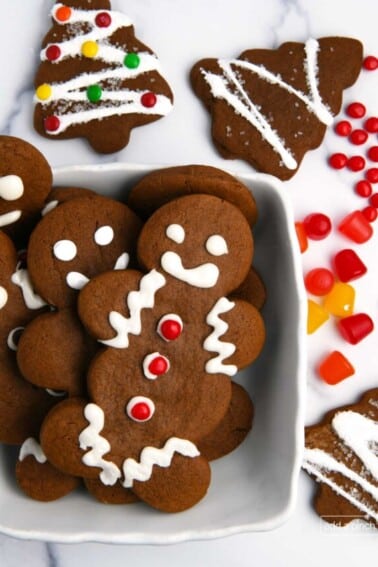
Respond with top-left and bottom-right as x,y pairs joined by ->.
317,351 -> 355,385
295,222 -> 308,253
56,5 -> 72,22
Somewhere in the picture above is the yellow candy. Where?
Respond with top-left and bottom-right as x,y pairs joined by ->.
36,83 -> 52,101
323,282 -> 355,317
81,41 -> 99,58
307,299 -> 329,334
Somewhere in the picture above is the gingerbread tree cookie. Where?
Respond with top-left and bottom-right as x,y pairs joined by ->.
34,1 -> 174,153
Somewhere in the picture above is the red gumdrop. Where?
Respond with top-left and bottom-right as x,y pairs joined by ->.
349,129 -> 368,145
338,210 -> 373,243
355,180 -> 372,198
362,56 -> 378,71
365,168 -> 378,183
347,156 -> 366,172
338,313 -> 374,345
334,121 -> 352,136
329,153 -> 347,169
304,268 -> 335,296
303,213 -> 332,240
148,355 -> 169,376
295,222 -> 308,253
369,193 -> 378,208
362,206 -> 378,222
364,117 -> 378,133
346,102 -> 366,119
333,249 -> 367,282
160,319 -> 182,341
318,351 -> 355,385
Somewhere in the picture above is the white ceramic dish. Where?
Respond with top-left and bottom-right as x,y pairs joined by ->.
0,164 -> 306,544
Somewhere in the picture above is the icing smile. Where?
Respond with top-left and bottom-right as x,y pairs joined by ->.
0,210 -> 22,228
161,251 -> 219,288
66,252 -> 130,291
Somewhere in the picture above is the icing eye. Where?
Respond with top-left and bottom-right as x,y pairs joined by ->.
126,396 -> 155,422
53,239 -> 77,261
0,285 -> 8,309
157,314 -> 183,341
206,235 -> 229,256
7,327 -> 24,351
0,175 -> 24,201
166,224 -> 185,244
94,225 -> 114,246
143,353 -> 170,379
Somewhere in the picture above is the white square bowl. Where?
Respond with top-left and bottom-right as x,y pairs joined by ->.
0,164 -> 307,543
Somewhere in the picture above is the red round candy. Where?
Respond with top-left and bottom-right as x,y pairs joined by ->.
347,155 -> 365,172
362,205 -> 378,222
46,44 -> 61,62
362,56 -> 378,71
346,102 -> 366,119
355,180 -> 372,198
95,12 -> 112,27
148,355 -> 169,376
329,153 -> 347,169
369,192 -> 378,208
141,92 -> 157,108
304,268 -> 334,296
368,146 -> 378,162
364,117 -> 378,133
303,213 -> 332,240
349,129 -> 368,145
160,319 -> 182,341
44,115 -> 60,132
130,402 -> 151,421
334,120 -> 352,136
365,168 -> 378,183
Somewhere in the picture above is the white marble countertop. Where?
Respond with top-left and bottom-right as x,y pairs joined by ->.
0,0 -> 377,565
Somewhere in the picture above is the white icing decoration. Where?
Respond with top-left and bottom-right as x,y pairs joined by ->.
126,396 -> 155,422
41,200 -> 59,216
11,268 -> 47,310
101,269 -> 166,349
94,225 -> 114,246
19,438 -> 47,464
36,4 -> 173,135
0,285 -> 8,309
121,437 -> 200,488
113,252 -> 129,270
66,271 -> 90,290
204,297 -> 237,376
142,353 -> 169,380
0,210 -> 21,228
79,403 -> 121,486
7,327 -> 24,351
53,239 -> 77,261
303,410 -> 378,522
201,38 -> 333,170
0,175 -> 24,201
166,224 -> 185,244
45,388 -> 66,397
161,251 -> 219,288
205,235 -> 229,256
157,313 -> 183,341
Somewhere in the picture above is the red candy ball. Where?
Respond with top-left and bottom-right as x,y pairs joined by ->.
349,129 -> 368,145
362,205 -> 378,222
44,115 -> 60,132
355,180 -> 372,198
303,213 -> 332,240
46,44 -> 61,62
364,117 -> 378,133
334,120 -> 352,136
347,155 -> 366,172
346,102 -> 366,119
160,319 -> 182,341
329,153 -> 347,169
129,401 -> 152,422
369,193 -> 378,208
304,268 -> 334,296
368,147 -> 378,162
366,168 -> 378,183
148,355 -> 169,376
141,92 -> 157,108
362,56 -> 378,71
95,12 -> 112,27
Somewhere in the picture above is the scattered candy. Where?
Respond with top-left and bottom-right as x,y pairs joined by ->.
295,222 -> 308,253
333,249 -> 367,282
305,268 -> 334,296
365,167 -> 378,183
337,313 -> 374,345
303,213 -> 332,240
364,117 -> 378,133
334,121 -> 351,136
362,55 -> 378,71
329,152 -> 347,169
347,155 -> 366,172
140,92 -> 157,108
349,129 -> 368,145
307,300 -> 329,334
362,205 -> 377,222
338,210 -> 373,243
346,102 -> 366,119
355,180 -> 372,198
368,146 -> 378,162
323,282 -> 355,317
369,193 -> 378,208
318,351 -> 355,385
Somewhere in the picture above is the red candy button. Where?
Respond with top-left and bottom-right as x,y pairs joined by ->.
304,268 -> 334,296
346,102 -> 366,119
349,129 -> 368,145
95,12 -> 112,27
364,117 -> 378,133
338,210 -> 373,243
365,168 -> 378,183
362,205 -> 378,222
329,153 -> 347,169
148,355 -> 169,376
355,180 -> 372,198
303,213 -> 332,240
126,396 -> 155,422
141,92 -> 157,108
333,249 -> 367,282
334,121 -> 351,136
368,147 -> 378,162
318,351 -> 355,385
338,313 -> 374,344
158,314 -> 183,341
363,56 -> 378,71
44,115 -> 60,132
347,156 -> 366,172
46,45 -> 61,62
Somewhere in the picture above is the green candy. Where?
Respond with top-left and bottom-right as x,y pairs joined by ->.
124,52 -> 140,69
87,84 -> 102,103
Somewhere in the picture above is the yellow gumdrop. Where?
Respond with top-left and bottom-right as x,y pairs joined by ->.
307,299 -> 329,334
81,41 -> 99,58
36,83 -> 52,101
323,282 -> 355,317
